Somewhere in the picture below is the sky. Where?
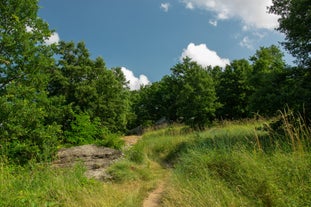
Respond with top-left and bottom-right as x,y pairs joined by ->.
38,0 -> 292,90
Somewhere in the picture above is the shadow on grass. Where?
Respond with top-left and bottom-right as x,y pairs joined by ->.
162,130 -> 299,167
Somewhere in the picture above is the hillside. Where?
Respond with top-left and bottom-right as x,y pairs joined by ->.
1,117 -> 310,206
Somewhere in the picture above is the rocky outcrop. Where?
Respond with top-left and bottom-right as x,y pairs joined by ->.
53,144 -> 122,180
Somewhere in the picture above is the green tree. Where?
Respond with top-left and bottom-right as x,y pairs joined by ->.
248,45 -> 287,116
129,58 -> 219,130
128,81 -> 166,127
49,41 -> 130,134
0,0 -> 60,163
215,59 -> 253,119
172,58 -> 220,130
269,0 -> 311,66
95,65 -> 130,132
269,0 -> 311,119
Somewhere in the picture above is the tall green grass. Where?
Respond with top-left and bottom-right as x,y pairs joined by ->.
1,114 -> 310,206
159,116 -> 311,206
0,158 -> 159,207
121,117 -> 310,206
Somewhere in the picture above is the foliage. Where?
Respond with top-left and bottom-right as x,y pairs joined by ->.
49,41 -> 131,133
215,59 -> 253,119
248,45 -> 287,116
128,83 -> 164,127
63,113 -> 101,145
94,132 -> 124,150
0,0 -> 61,163
269,0 -> 311,119
62,113 -> 124,149
172,58 -> 220,129
269,0 -> 311,67
0,0 -> 131,163
131,58 -> 220,130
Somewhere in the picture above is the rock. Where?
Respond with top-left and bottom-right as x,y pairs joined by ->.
53,144 -> 122,180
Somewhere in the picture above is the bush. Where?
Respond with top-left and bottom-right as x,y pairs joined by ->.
63,113 -> 125,149
95,133 -> 124,150
64,113 -> 100,145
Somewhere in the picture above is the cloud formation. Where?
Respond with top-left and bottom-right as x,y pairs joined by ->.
45,32 -> 60,45
238,32 -> 266,50
182,0 -> 279,29
160,3 -> 170,12
121,67 -> 150,90
208,19 -> 217,27
239,36 -> 254,50
181,43 -> 230,68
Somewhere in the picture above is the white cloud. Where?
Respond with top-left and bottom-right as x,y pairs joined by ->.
208,19 -> 217,26
45,32 -> 60,45
182,0 -> 279,29
253,31 -> 266,39
181,43 -> 230,68
239,36 -> 254,50
121,67 -> 150,90
160,3 -> 170,12
185,2 -> 194,9
239,32 -> 266,50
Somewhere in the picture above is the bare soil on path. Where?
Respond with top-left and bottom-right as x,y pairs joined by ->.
123,135 -> 167,207
143,180 -> 166,207
122,135 -> 142,147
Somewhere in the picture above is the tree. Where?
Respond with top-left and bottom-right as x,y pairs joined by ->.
0,0 -> 60,163
95,65 -> 131,132
215,59 -> 253,119
172,58 -> 220,130
269,0 -> 311,67
248,46 -> 287,116
49,41 -> 131,134
129,58 -> 220,130
269,0 -> 311,119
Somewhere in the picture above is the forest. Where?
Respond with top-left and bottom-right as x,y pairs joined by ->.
0,0 -> 310,165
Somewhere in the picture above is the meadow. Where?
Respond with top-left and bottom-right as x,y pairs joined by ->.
1,113 -> 310,206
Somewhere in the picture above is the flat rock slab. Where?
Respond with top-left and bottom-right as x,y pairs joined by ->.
53,144 -> 122,180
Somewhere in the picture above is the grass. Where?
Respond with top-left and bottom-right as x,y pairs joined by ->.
0,157 -> 163,207
159,117 -> 311,206
162,148 -> 311,206
1,113 -> 310,206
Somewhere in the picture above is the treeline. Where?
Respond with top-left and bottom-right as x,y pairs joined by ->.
130,46 -> 310,129
0,0 -> 310,164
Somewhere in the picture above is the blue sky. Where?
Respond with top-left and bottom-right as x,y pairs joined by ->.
38,0 -> 292,89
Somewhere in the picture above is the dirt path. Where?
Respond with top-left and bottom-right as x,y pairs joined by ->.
123,135 -> 166,207
143,180 -> 165,207
122,135 -> 141,147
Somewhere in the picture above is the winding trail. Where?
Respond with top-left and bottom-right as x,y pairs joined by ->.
143,180 -> 166,207
122,135 -> 166,207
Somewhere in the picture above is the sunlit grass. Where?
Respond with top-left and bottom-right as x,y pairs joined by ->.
1,116 -> 310,206
0,158 -> 163,207
159,117 -> 311,206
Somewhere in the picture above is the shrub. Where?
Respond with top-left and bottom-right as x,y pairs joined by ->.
63,112 -> 125,150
